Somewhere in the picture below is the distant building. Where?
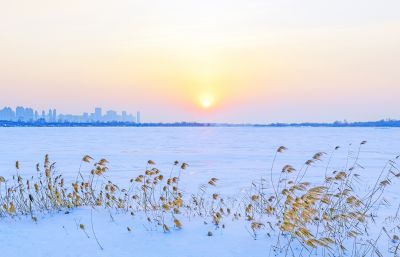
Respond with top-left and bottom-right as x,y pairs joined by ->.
137,111 -> 141,123
16,106 -> 25,121
0,107 -> 15,121
94,107 -> 102,121
53,109 -> 57,122
105,110 -> 118,122
82,112 -> 89,122
25,108 -> 34,121
48,109 -> 53,122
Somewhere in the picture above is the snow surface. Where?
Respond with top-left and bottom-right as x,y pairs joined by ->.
0,209 -> 269,257
0,127 -> 399,257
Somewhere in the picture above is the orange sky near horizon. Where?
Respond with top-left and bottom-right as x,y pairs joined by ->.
0,0 -> 399,123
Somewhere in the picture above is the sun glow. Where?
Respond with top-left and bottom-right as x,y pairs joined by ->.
201,98 -> 212,108
198,93 -> 216,109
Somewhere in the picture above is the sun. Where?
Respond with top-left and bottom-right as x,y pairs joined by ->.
201,98 -> 212,108
198,93 -> 216,109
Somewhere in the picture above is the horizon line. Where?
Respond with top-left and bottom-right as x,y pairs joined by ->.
0,119 -> 400,128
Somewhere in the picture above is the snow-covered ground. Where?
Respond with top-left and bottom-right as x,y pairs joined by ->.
0,209 -> 269,257
0,127 -> 399,257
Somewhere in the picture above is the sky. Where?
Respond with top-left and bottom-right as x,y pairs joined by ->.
0,0 -> 399,123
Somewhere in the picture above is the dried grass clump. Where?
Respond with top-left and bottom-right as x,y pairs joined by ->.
242,141 -> 400,256
0,156 -> 214,236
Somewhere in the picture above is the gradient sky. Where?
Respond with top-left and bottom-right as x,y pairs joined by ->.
0,0 -> 399,123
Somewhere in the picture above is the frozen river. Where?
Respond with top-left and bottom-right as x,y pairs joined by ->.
0,127 -> 399,194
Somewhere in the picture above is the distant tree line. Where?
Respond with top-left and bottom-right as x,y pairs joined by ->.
0,119 -> 400,127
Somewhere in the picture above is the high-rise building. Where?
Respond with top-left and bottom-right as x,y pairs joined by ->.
25,108 -> 34,121
82,112 -> 89,122
94,107 -> 102,121
16,106 -> 25,121
0,107 -> 15,121
53,109 -> 57,122
105,110 -> 118,122
48,109 -> 53,122
136,111 -> 141,123
34,111 -> 39,121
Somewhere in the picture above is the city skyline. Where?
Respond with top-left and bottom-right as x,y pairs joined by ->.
0,106 -> 140,123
